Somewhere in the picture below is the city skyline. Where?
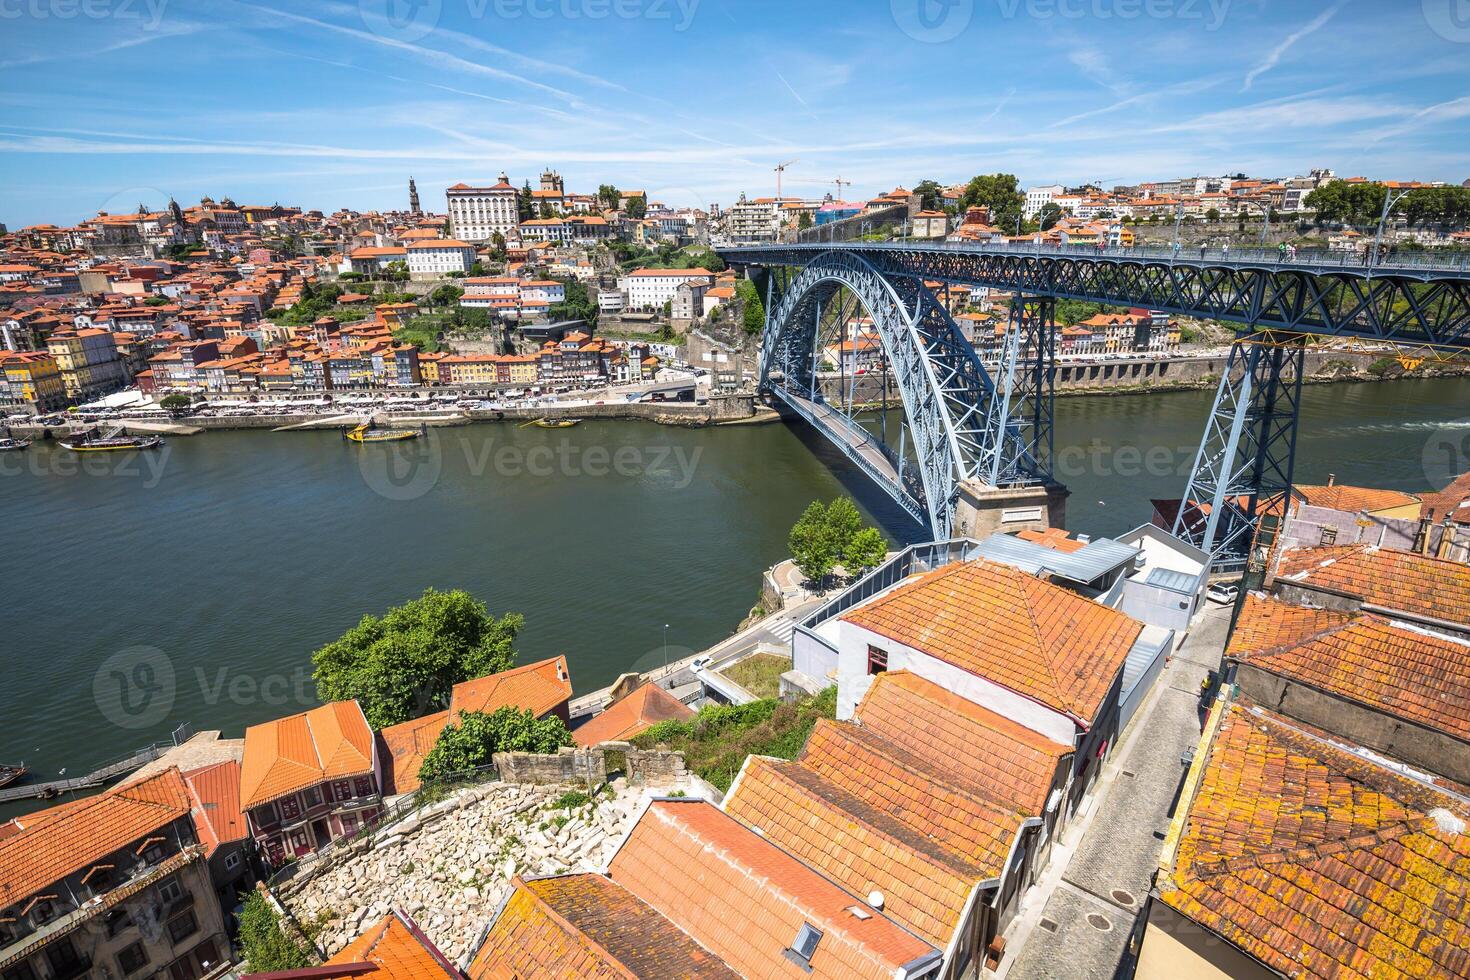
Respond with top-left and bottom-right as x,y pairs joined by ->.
2,1 -> 1469,227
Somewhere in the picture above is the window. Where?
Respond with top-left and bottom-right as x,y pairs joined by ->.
167,910 -> 198,944
2,960 -> 37,980
117,943 -> 148,976
785,922 -> 823,970
303,786 -> 322,808
105,909 -> 133,938
157,878 -> 183,905
223,852 -> 241,872
278,795 -> 301,820
867,645 -> 889,676
332,779 -> 353,801
354,777 -> 374,798
1320,526 -> 1339,546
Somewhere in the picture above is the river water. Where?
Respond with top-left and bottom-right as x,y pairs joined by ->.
3,377 -> 1467,808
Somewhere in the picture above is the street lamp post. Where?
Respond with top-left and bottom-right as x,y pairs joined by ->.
1369,187 -> 1411,273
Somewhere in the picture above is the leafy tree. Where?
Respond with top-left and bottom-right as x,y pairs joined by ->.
844,527 -> 888,576
538,201 -> 556,220
1035,202 -> 1063,233
418,707 -> 572,782
488,233 -> 507,262
160,393 -> 193,412
428,284 -> 463,309
238,892 -> 314,972
1205,207 -> 1221,222
312,588 -> 524,729
626,193 -> 647,220
788,501 -> 839,584
798,211 -> 813,230
383,260 -> 409,283
960,173 -> 1024,232
825,497 -> 863,553
597,184 -> 621,210
913,178 -> 944,212
518,181 -> 535,223
737,279 -> 765,335
549,278 -> 597,325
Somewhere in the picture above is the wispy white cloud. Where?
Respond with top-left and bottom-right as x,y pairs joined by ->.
0,22 -> 206,70
1243,1 -> 1349,91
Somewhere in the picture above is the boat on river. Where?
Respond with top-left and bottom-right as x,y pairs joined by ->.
529,417 -> 582,429
0,437 -> 30,451
59,428 -> 162,452
0,763 -> 28,789
345,422 -> 420,443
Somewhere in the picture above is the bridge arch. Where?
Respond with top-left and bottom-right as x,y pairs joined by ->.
757,250 -> 1042,538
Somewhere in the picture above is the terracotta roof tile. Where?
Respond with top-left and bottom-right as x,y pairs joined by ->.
1229,595 -> 1470,742
1293,483 -> 1422,515
1276,545 -> 1470,626
325,911 -> 458,980
724,756 -> 982,946
843,560 -> 1142,723
572,682 -> 694,747
182,760 -> 246,857
855,671 -> 1072,814
0,768 -> 193,901
240,701 -> 375,809
450,657 -> 572,719
377,710 -> 451,796
609,800 -> 937,978
1161,702 -> 1470,979
470,874 -> 737,979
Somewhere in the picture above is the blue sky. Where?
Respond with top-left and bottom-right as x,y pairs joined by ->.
2,0 -> 1468,227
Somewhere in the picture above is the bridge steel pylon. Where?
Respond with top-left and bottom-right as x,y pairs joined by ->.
1174,332 -> 1306,565
752,249 -> 1052,538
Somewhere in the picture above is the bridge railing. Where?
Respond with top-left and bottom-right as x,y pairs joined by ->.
729,238 -> 1470,275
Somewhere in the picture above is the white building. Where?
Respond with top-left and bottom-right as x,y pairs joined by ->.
724,196 -> 784,243
461,276 -> 520,312
598,289 -> 626,315
446,174 -> 519,243
1023,184 -> 1065,219
405,239 -> 475,279
617,268 -> 716,311
519,280 -> 565,309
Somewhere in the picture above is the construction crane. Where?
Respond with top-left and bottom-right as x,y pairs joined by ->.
774,159 -> 799,200
834,176 -> 852,201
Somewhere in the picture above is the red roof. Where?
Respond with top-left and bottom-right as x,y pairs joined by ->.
572,682 -> 693,747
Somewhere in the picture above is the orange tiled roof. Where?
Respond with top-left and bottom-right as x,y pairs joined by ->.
1160,701 -> 1470,979
239,701 -> 375,809
1293,483 -> 1422,515
725,756 -> 983,946
855,671 -> 1071,814
1276,545 -> 1470,626
1229,595 -> 1470,741
1014,527 -> 1087,554
572,682 -> 694,747
378,710 -> 451,795
325,910 -> 459,980
843,560 -> 1143,723
183,760 -> 246,857
608,800 -> 937,978
450,656 -> 572,719
1419,470 -> 1470,525
0,768 -> 193,901
469,873 -> 737,979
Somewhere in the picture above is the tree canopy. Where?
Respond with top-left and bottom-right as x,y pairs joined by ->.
788,497 -> 889,584
736,279 -> 765,335
913,179 -> 945,212
597,184 -> 621,210
238,892 -> 314,971
312,588 -> 523,729
549,278 -> 598,325
960,173 -> 1024,232
1304,181 -> 1470,227
418,707 -> 572,782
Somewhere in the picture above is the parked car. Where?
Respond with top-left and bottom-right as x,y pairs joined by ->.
1206,583 -> 1240,605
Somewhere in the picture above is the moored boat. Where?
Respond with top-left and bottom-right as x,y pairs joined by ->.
0,763 -> 28,789
0,437 -> 30,451
59,428 -> 162,452
532,417 -> 581,428
344,422 -> 420,443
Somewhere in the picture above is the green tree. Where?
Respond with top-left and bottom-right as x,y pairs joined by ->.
1205,207 -> 1221,222
538,201 -> 556,220
597,184 -> 621,210
626,194 -> 647,220
144,295 -> 169,306
238,892 -> 314,972
383,260 -> 409,283
798,211 -> 813,230
159,393 -> 193,412
488,232 -> 506,262
825,497 -> 863,554
518,181 -> 535,223
312,588 -> 524,729
788,501 -> 839,584
428,284 -> 463,309
418,707 -> 572,782
960,173 -> 1024,232
549,278 -> 597,325
843,527 -> 888,576
913,179 -> 944,212
1036,202 -> 1063,232
737,279 -> 765,335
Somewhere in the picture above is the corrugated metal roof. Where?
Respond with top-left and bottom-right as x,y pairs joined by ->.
1122,625 -> 1175,694
973,533 -> 1139,584
1144,567 -> 1200,594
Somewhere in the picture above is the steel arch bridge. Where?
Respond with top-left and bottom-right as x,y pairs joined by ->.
722,240 -> 1470,563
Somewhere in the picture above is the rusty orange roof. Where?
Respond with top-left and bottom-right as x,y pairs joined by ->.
1276,545 -> 1470,625
377,710 -> 451,796
725,756 -> 984,947
450,656 -> 572,719
855,671 -> 1071,814
182,760 -> 246,857
843,560 -> 1143,724
1229,595 -> 1470,742
1293,483 -> 1422,515
1014,526 -> 1087,553
240,701 -> 375,809
469,874 -> 737,979
1419,470 -> 1470,525
1160,700 -> 1470,979
0,768 -> 193,901
572,682 -> 694,747
608,799 -> 938,978
317,910 -> 458,980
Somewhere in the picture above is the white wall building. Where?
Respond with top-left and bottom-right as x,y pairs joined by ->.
1024,184 -> 1065,219
616,268 -> 715,311
405,239 -> 475,279
446,174 -> 519,243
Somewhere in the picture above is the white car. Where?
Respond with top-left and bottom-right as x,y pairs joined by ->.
1206,583 -> 1240,605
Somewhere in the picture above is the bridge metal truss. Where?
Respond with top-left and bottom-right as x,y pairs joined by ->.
1175,333 -> 1305,562
758,250 -> 1043,538
733,244 -> 1470,351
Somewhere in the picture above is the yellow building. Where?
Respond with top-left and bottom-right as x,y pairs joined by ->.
45,328 -> 127,400
0,350 -> 68,413
506,355 -> 538,385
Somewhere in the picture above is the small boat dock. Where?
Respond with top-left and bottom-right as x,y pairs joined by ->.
0,742 -> 170,803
